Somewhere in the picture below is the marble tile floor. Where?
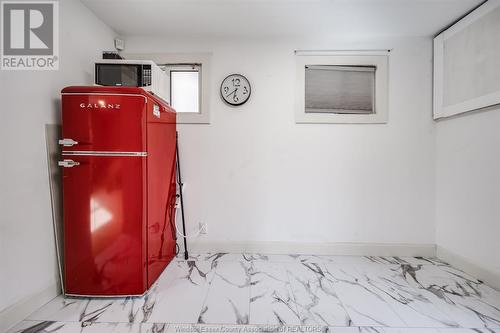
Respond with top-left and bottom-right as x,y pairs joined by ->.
6,253 -> 500,333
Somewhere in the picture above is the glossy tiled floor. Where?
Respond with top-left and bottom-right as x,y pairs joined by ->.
7,253 -> 500,333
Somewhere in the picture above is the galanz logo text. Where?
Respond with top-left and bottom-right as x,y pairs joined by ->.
79,102 -> 121,110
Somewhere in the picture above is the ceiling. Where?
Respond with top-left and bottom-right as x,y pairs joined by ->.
81,0 -> 484,40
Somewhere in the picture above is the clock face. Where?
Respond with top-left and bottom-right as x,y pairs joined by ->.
220,74 -> 251,106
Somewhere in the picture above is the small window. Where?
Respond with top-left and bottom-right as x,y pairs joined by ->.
161,63 -> 202,114
305,65 -> 375,114
295,53 -> 389,124
131,53 -> 211,124
171,70 -> 200,113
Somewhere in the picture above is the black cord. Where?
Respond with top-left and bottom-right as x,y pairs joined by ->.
176,132 -> 189,260
159,164 -> 178,259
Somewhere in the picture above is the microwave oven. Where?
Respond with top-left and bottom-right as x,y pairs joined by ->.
95,60 -> 169,102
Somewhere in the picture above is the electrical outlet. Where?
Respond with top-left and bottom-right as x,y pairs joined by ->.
199,222 -> 207,235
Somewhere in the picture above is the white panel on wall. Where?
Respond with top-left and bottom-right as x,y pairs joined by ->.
434,2 -> 500,119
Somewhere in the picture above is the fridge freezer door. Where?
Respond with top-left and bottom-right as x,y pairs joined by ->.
61,92 -> 147,153
62,154 -> 147,296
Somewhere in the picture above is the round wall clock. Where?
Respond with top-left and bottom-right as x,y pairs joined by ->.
220,74 -> 251,106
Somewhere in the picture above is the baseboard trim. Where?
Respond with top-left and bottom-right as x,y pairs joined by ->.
436,246 -> 500,291
0,283 -> 60,332
187,240 -> 436,257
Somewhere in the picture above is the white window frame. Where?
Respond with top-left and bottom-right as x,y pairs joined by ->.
433,1 -> 500,120
123,52 -> 212,124
295,51 -> 389,124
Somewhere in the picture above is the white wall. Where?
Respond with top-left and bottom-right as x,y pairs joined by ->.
0,0 -> 115,324
436,107 -> 500,280
125,36 -> 436,252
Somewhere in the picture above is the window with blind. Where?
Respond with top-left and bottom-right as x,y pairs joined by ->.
295,53 -> 389,124
305,65 -> 375,114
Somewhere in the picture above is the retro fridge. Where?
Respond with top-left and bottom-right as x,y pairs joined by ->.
59,86 -> 177,296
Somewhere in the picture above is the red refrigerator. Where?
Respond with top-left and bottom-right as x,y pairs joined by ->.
59,86 -> 177,296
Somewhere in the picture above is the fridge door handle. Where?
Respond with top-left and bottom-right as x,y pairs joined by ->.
58,159 -> 80,168
58,138 -> 78,147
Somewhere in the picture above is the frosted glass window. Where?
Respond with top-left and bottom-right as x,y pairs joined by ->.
305,65 -> 375,114
171,71 -> 200,113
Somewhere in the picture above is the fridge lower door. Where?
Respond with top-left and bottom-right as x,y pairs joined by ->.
62,154 -> 147,296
